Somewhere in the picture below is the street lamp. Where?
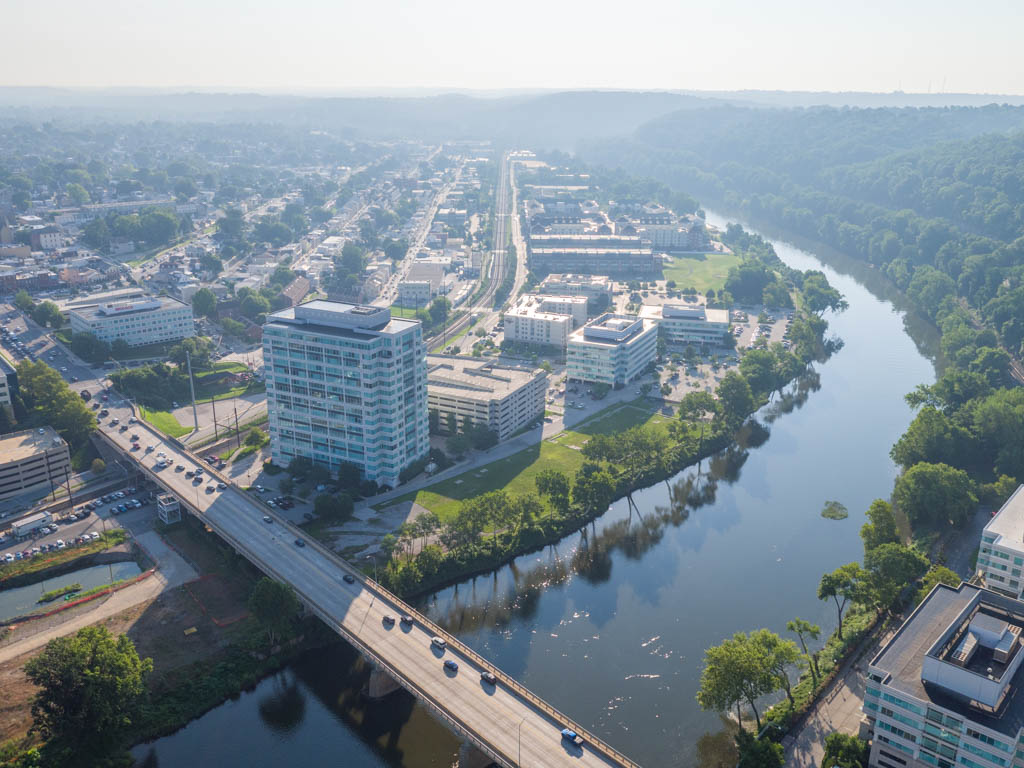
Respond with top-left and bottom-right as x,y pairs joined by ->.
366,553 -> 377,583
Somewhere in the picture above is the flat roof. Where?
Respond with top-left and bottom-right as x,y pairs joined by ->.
871,583 -> 1024,737
426,356 -> 544,399
640,304 -> 730,324
0,427 -> 66,465
69,295 -> 188,320
266,300 -> 419,338
985,484 -> 1024,549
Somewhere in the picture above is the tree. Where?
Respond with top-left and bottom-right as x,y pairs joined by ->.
817,563 -> 865,640
786,618 -> 822,686
428,297 -> 451,327
66,182 -> 90,206
697,632 -> 776,731
860,499 -> 900,553
739,349 -> 778,395
820,732 -> 869,768
572,465 -> 616,518
90,458 -> 106,474
16,361 -> 96,449
24,626 -> 152,746
535,469 -> 571,516
240,292 -> 271,320
890,406 -> 972,469
337,461 -> 362,491
199,251 -> 224,275
138,209 -> 179,245
82,217 -> 110,250
169,336 -> 214,370
313,492 -> 354,522
191,287 -> 218,318
916,565 -> 962,604
715,371 -> 756,427
751,629 -> 802,707
13,290 -> 34,312
892,462 -> 977,529
801,272 -> 848,315
735,729 -> 784,768
248,578 -> 300,646
863,543 -> 929,612
218,207 -> 245,240
70,332 -> 110,362
30,301 -> 62,328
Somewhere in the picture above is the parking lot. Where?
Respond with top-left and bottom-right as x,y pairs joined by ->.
0,487 -> 139,563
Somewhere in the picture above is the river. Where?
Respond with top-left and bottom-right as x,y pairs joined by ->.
131,213 -> 938,768
0,561 -> 142,623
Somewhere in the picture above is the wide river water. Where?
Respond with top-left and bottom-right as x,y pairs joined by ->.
131,213 -> 939,768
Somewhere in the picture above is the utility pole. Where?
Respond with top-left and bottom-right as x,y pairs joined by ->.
210,395 -> 219,439
233,404 -> 241,449
185,349 -> 199,430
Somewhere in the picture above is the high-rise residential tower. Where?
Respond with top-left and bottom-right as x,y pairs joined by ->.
263,300 -> 429,489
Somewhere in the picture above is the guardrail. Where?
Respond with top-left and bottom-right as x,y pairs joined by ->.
101,416 -> 640,768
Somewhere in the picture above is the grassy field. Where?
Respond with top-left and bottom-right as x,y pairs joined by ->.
660,251 -> 742,292
140,406 -> 190,438
385,399 -> 666,520
390,306 -> 421,319
432,325 -> 472,353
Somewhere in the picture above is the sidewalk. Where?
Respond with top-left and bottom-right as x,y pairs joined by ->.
783,621 -> 897,767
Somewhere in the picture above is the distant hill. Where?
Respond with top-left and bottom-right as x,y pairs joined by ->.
0,88 -> 719,149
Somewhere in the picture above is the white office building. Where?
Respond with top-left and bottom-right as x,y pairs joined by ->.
504,294 -> 588,350
68,297 -> 195,347
567,313 -> 657,387
426,356 -> 547,439
640,304 -> 731,347
263,300 -> 429,489
861,581 -> 1024,768
978,485 -> 1024,599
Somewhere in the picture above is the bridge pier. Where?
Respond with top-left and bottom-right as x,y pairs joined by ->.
364,663 -> 401,699
457,741 -> 495,768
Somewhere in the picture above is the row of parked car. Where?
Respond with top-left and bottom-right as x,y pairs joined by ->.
3,531 -> 103,562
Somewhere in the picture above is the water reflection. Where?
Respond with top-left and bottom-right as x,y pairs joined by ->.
257,676 -> 306,734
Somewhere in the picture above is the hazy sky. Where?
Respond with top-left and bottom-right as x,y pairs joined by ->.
5,0 -> 1023,94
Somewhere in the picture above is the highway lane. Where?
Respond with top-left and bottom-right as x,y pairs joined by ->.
95,397 -> 638,768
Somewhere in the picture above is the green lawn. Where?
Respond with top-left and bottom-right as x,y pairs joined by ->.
140,406 -> 190,438
386,399 -> 666,520
390,306 -> 421,319
660,251 -> 741,292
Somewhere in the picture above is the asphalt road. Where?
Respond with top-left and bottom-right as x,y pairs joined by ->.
95,395 -> 636,768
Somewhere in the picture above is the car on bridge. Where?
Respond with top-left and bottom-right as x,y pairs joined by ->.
480,671 -> 496,686
431,636 -> 447,650
561,729 -> 584,747
443,660 -> 459,673
342,574 -> 355,584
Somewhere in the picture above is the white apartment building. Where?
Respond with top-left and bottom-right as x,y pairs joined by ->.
978,486 -> 1024,599
0,353 -> 14,408
639,304 -> 731,347
538,273 -> 614,301
263,300 -> 429,489
861,581 -> 1024,768
504,294 -> 588,350
426,356 -> 547,440
0,427 -> 70,503
68,296 -> 195,347
567,313 -> 658,387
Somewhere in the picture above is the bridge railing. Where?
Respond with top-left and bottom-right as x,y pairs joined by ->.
107,415 -> 641,768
